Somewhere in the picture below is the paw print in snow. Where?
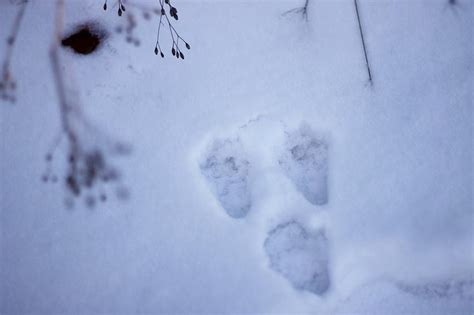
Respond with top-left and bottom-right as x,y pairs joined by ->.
198,119 -> 331,296
199,138 -> 251,218
280,125 -> 328,205
264,220 -> 330,295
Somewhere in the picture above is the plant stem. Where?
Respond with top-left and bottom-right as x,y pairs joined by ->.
354,0 -> 372,85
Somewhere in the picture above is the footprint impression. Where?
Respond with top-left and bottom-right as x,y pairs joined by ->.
199,120 -> 330,295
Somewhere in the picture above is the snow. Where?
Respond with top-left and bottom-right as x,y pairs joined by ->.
264,220 -> 330,295
279,124 -> 329,205
1,0 -> 473,314
199,137 -> 252,218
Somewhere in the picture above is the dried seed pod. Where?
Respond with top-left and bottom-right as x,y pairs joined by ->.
161,8 -> 165,15
118,8 -> 122,16
160,52 -> 164,58
154,47 -> 159,55
121,4 -> 126,11
179,52 -> 184,59
170,7 -> 177,17
172,47 -> 176,56
103,2 -> 107,10
185,42 -> 190,49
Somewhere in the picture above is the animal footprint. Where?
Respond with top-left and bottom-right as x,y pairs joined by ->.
264,220 -> 330,295
198,119 -> 332,297
199,138 -> 252,218
280,125 -> 328,205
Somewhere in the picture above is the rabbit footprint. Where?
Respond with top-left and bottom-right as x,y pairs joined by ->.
264,220 -> 330,295
198,119 -> 331,296
280,124 -> 328,205
199,138 -> 251,218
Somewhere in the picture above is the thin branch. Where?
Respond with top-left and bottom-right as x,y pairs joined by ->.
47,0 -> 130,207
155,11 -> 164,56
1,0 -> 28,103
50,0 -> 71,138
102,0 -> 190,58
283,0 -> 310,21
155,0 -> 190,58
354,0 -> 373,85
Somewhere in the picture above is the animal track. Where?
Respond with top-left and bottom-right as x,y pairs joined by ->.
199,138 -> 252,218
280,125 -> 328,205
397,279 -> 474,300
198,119 -> 330,295
198,118 -> 471,307
264,220 -> 330,295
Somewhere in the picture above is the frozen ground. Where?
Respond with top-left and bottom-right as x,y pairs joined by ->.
1,0 -> 473,314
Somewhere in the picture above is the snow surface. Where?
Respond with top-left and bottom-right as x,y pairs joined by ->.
199,137 -> 252,218
1,0 -> 473,314
279,124 -> 328,205
264,220 -> 330,295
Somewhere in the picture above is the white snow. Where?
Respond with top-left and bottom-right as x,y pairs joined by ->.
1,0 -> 472,314
279,124 -> 328,205
264,220 -> 330,295
199,137 -> 252,218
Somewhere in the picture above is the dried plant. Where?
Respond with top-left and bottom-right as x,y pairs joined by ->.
282,0 -> 374,85
0,0 -> 27,103
1,0 -> 192,207
103,0 -> 191,59
283,0 -> 310,21
354,0 -> 373,85
44,0 -> 131,208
